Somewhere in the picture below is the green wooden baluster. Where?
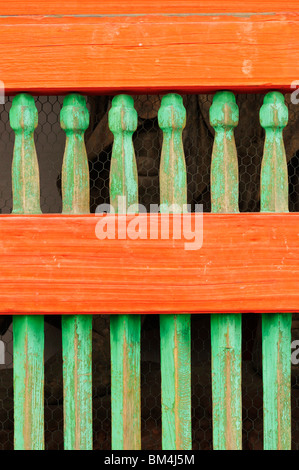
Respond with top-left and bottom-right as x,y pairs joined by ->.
210,91 -> 242,450
10,94 -> 44,450
260,91 -> 291,450
60,94 -> 92,450
158,94 -> 191,450
108,94 -> 141,450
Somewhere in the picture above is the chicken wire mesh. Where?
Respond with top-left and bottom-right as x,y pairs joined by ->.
0,94 -> 298,449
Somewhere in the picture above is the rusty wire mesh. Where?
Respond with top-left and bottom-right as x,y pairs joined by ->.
0,94 -> 298,449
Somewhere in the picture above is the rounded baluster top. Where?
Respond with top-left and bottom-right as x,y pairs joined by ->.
9,93 -> 38,133
60,93 -> 89,132
158,93 -> 186,131
209,91 -> 239,129
108,94 -> 137,134
260,91 -> 288,130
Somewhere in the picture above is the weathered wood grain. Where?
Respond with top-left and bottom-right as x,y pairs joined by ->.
109,95 -> 141,450
60,94 -> 93,450
0,13 -> 298,93
10,94 -> 44,450
260,92 -> 291,450
210,91 -> 242,450
159,94 -> 191,450
0,214 -> 298,314
2,1 -> 298,15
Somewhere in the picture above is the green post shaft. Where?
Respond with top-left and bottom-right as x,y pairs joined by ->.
60,94 -> 93,450
108,95 -> 141,450
10,94 -> 44,450
158,94 -> 191,450
260,91 -> 291,450
210,91 -> 242,450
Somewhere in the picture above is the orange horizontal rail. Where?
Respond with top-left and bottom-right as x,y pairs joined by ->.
0,11 -> 298,93
0,213 -> 298,314
2,1 -> 298,15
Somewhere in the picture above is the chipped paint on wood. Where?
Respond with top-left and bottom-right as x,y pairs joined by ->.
61,93 -> 90,214
110,315 -> 141,449
62,315 -> 92,450
10,94 -> 41,215
109,95 -> 141,450
160,314 -> 191,450
13,315 -> 44,450
158,94 -> 191,450
60,93 -> 93,450
109,95 -> 138,213
210,91 -> 239,214
1,213 -> 299,314
3,1 -> 298,16
0,11 -> 299,94
211,314 -> 242,450
260,91 -> 291,450
10,94 -> 44,450
210,91 -> 242,450
260,92 -> 289,213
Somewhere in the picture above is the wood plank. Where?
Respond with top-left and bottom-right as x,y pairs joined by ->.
0,14 -> 298,93
2,1 -> 298,15
0,213 -> 298,314
62,314 -> 92,449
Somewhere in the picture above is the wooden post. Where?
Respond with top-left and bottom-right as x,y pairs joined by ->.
108,94 -> 141,450
60,94 -> 93,450
158,93 -> 191,450
210,91 -> 242,450
260,91 -> 291,450
10,93 -> 44,450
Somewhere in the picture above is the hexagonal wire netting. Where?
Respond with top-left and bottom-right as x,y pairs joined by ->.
0,94 -> 298,449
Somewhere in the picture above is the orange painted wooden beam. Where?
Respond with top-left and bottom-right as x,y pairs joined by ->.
2,1 -> 298,15
0,213 -> 298,314
0,12 -> 298,93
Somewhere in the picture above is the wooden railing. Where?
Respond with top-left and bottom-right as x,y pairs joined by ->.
3,89 -> 294,449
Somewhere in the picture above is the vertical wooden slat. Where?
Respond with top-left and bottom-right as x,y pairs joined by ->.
260,91 -> 291,450
60,94 -> 93,450
108,94 -> 141,450
210,91 -> 242,450
10,93 -> 44,450
158,94 -> 191,450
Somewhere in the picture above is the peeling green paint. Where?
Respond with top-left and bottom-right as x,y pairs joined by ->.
10,93 -> 41,215
260,91 -> 291,450
109,95 -> 138,213
62,315 -> 92,450
10,94 -> 44,450
210,91 -> 242,450
60,94 -> 92,450
61,93 -> 90,214
109,95 -> 141,450
158,94 -> 191,450
110,315 -> 140,450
